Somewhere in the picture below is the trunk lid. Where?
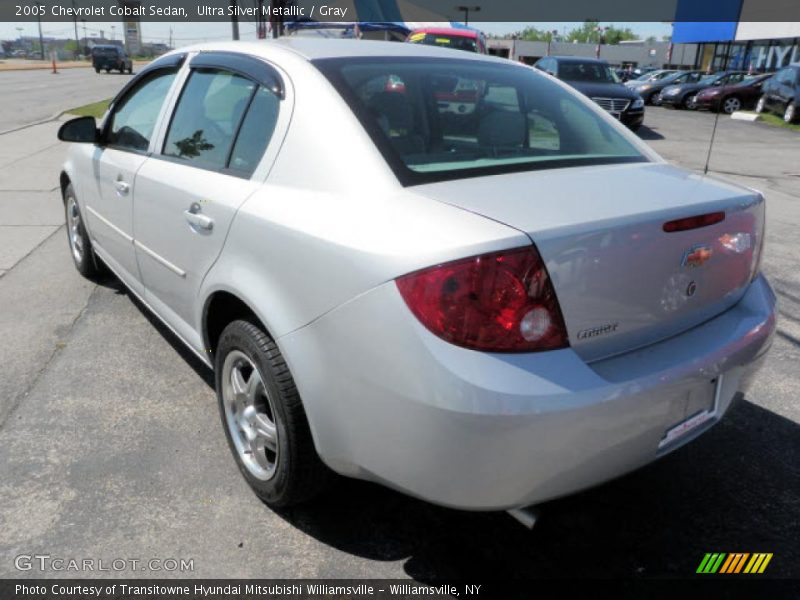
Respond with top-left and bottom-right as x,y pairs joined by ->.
415,162 -> 764,362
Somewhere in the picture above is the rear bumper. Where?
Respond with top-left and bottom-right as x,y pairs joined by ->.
278,275 -> 776,510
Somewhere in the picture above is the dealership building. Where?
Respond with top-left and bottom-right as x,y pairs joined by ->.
672,0 -> 800,72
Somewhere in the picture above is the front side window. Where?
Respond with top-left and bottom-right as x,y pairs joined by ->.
107,70 -> 177,152
163,69 -> 255,171
316,58 -> 645,185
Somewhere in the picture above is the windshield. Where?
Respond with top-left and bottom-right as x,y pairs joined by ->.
558,62 -> 620,83
700,74 -> 719,83
93,47 -> 118,57
407,32 -> 478,53
316,58 -> 646,185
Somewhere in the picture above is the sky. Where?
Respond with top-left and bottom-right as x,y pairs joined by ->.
1,21 -> 673,45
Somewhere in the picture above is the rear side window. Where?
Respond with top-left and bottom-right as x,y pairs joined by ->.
163,70 -> 255,170
316,57 -> 645,185
228,86 -> 280,176
107,70 -> 177,152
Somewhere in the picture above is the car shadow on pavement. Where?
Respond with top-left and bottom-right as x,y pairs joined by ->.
636,125 -> 665,141
273,398 -> 799,581
98,274 -> 215,388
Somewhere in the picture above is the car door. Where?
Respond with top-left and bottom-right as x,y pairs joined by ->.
132,53 -> 285,349
83,63 -> 181,291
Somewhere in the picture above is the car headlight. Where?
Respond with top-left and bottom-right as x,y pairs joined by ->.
631,97 -> 644,109
638,84 -> 652,91
664,87 -> 680,96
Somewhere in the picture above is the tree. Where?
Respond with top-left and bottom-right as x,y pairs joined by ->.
565,21 -> 637,45
517,26 -> 557,42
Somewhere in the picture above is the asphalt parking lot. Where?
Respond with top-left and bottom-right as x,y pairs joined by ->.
0,71 -> 798,581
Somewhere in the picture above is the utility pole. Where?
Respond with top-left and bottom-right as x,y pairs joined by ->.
71,0 -> 80,59
230,0 -> 240,40
455,5 -> 480,26
36,3 -> 45,60
111,25 -> 116,40
81,19 -> 87,55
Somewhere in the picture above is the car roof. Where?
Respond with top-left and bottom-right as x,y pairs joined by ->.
169,38 -> 505,64
410,27 -> 478,38
549,56 -> 608,64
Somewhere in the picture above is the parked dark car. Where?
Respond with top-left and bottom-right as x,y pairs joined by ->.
694,74 -> 772,114
625,70 -> 704,105
661,71 -> 749,109
756,64 -> 800,123
534,56 -> 644,130
91,45 -> 132,74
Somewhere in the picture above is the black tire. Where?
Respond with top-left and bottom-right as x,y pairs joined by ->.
755,94 -> 767,114
94,67 -> 100,74
105,68 -> 110,73
215,319 -> 331,507
684,94 -> 698,110
63,183 -> 99,278
651,92 -> 663,107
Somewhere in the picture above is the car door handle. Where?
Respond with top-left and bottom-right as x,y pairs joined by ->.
184,204 -> 214,231
114,179 -> 130,196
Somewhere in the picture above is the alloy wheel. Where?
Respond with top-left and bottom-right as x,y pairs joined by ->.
221,350 -> 279,481
785,103 -> 796,123
722,97 -> 741,114
756,96 -> 766,113
685,94 -> 698,110
66,196 -> 84,264
651,92 -> 662,106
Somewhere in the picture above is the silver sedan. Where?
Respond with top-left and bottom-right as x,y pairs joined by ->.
57,39 -> 775,513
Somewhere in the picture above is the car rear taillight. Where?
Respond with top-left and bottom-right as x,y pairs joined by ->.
396,246 -> 569,352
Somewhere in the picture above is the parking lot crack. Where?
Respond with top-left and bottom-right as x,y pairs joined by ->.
0,280 -> 97,433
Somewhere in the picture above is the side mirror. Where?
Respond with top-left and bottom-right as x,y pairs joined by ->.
57,116 -> 99,143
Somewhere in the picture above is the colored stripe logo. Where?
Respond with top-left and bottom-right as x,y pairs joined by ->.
697,553 -> 773,574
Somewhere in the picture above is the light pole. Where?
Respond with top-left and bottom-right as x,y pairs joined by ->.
595,25 -> 607,59
455,5 -> 480,26
111,25 -> 116,40
35,3 -> 45,60
230,0 -> 240,40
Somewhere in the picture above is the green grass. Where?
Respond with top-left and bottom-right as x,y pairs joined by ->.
758,112 -> 800,132
67,99 -> 111,119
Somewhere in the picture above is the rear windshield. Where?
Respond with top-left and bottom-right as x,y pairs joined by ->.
93,47 -> 118,57
407,32 -> 478,53
559,62 -> 620,83
315,57 -> 646,185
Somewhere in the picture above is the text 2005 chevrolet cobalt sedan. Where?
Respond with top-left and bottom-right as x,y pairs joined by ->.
58,39 -> 775,511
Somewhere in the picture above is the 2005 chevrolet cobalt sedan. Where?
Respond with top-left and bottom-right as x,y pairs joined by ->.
57,39 -> 775,511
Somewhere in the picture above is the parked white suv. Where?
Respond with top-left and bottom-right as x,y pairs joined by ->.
58,39 -> 775,512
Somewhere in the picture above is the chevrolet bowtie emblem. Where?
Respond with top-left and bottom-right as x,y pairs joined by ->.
682,244 -> 713,268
